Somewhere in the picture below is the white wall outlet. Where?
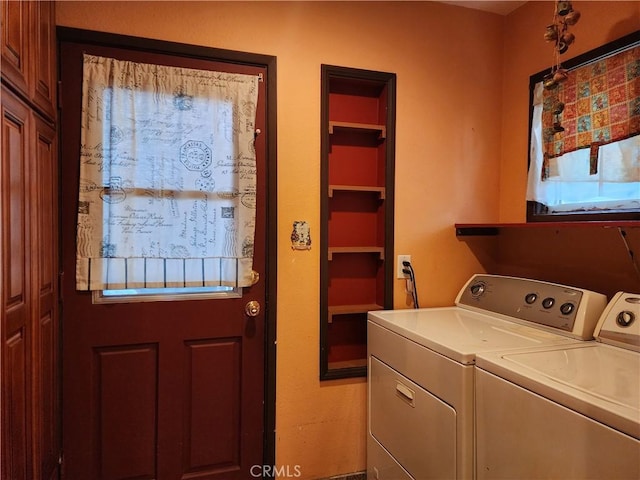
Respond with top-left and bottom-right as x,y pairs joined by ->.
397,255 -> 412,279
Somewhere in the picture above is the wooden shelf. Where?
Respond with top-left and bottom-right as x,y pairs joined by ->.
454,221 -> 640,299
328,303 -> 383,323
455,221 -> 640,236
329,184 -> 385,199
329,120 -> 386,139
328,246 -> 384,260
328,358 -> 367,370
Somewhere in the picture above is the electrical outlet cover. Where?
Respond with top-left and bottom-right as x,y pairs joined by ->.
397,255 -> 411,278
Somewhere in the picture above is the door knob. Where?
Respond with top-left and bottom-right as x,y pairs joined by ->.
245,300 -> 261,317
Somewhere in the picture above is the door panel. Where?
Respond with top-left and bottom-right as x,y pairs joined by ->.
32,113 -> 58,480
60,38 -> 268,479
183,339 -> 241,470
2,87 -> 32,480
95,344 -> 158,480
31,1 -> 56,119
1,0 -> 30,97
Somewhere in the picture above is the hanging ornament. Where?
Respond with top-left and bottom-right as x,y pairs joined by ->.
564,10 -> 581,25
556,1 -> 573,16
543,1 -> 581,120
541,1 -> 581,180
544,24 -> 559,42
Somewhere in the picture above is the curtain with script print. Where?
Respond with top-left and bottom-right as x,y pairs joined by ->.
76,54 -> 259,290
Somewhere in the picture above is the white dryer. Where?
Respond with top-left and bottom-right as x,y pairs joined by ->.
367,274 -> 608,480
475,291 -> 640,479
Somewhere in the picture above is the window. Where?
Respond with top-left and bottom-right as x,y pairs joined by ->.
527,31 -> 640,221
77,54 -> 260,299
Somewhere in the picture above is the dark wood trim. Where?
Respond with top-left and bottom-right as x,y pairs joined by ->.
529,30 -> 640,86
319,66 -> 331,379
384,72 -> 396,313
263,46 -> 278,471
55,26 -> 278,469
527,201 -> 640,223
56,26 -> 275,67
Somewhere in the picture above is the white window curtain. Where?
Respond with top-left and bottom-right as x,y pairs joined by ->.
76,54 -> 259,290
527,81 -> 640,213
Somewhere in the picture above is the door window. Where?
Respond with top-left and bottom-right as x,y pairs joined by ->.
77,54 -> 260,294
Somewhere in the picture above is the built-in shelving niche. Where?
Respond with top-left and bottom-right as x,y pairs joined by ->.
320,65 -> 396,380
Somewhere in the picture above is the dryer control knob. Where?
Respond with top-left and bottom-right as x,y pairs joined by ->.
560,302 -> 575,315
525,293 -> 538,304
617,310 -> 635,327
542,297 -> 555,309
470,282 -> 486,297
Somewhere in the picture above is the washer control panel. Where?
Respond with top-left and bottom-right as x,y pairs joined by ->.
456,274 -> 608,339
596,292 -> 640,352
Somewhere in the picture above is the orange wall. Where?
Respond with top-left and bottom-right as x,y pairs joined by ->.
55,2 -> 638,478
500,1 -> 640,222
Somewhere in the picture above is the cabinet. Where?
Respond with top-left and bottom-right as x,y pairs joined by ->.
320,65 -> 396,380
1,2 -> 59,479
1,0 -> 57,119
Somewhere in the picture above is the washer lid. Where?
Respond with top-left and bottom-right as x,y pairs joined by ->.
367,307 -> 578,365
476,343 -> 640,439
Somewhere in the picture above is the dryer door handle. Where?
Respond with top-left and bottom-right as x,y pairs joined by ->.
395,381 -> 415,407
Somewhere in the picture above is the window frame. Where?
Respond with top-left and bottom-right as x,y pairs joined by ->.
527,30 -> 640,223
93,286 -> 242,304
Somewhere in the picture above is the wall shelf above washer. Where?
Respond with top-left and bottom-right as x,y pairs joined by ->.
455,221 -> 640,237
454,221 -> 640,299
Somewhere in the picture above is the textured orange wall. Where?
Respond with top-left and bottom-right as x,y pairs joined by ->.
55,2 -> 501,478
500,1 -> 640,222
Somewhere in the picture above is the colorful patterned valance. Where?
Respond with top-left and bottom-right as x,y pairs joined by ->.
542,45 -> 640,175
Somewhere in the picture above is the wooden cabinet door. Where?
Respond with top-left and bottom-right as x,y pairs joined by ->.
1,0 -> 31,96
30,1 -> 56,120
31,114 -> 59,480
1,2 -> 59,478
1,86 -> 59,480
1,0 -> 56,120
1,86 -> 34,480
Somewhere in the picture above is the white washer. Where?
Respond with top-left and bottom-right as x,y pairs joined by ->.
367,274 -> 608,480
475,291 -> 640,479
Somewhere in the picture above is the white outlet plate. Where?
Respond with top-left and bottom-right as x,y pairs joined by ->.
397,255 -> 412,279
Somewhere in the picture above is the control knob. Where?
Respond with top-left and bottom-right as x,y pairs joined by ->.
525,293 -> 537,304
617,311 -> 635,327
542,297 -> 555,309
469,282 -> 486,297
560,302 -> 575,315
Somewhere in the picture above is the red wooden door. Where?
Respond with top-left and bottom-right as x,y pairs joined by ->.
59,38 -> 268,479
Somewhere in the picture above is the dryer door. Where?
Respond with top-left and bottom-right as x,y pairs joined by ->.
369,356 -> 456,479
